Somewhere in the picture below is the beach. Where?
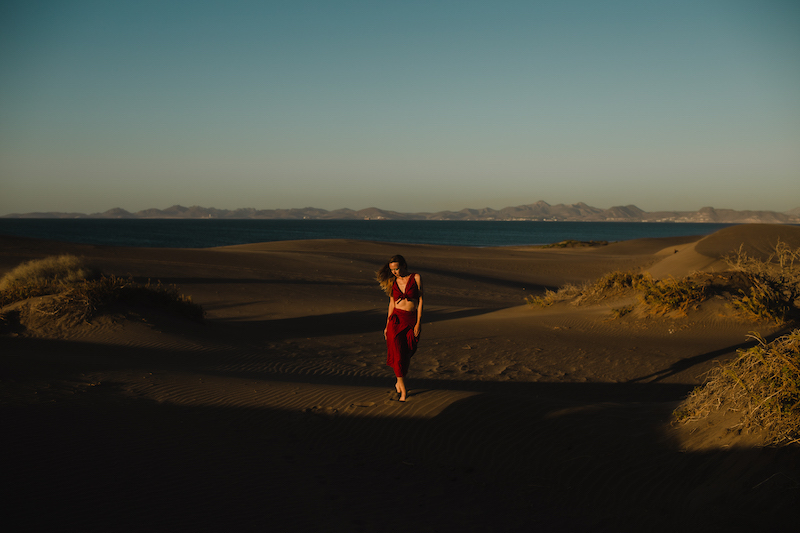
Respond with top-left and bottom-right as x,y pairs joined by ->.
2,224 -> 799,532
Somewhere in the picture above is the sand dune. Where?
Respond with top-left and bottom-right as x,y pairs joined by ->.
647,223 -> 800,279
1,225 -> 797,532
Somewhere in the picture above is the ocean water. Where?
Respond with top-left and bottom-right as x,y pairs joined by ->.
0,219 -> 739,248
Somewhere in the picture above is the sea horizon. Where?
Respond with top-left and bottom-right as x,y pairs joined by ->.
0,218 -> 752,249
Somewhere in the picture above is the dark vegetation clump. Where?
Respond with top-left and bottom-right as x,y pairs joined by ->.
526,240 -> 800,324
538,240 -> 609,249
0,255 -> 204,328
0,255 -> 99,302
0,309 -> 22,335
723,241 -> 800,324
525,270 -> 710,315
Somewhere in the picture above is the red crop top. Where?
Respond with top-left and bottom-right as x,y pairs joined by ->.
392,273 -> 419,302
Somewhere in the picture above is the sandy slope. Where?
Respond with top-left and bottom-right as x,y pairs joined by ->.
2,224 -> 799,532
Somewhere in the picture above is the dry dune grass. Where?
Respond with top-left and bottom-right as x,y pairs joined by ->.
676,329 -> 800,445
0,254 -> 96,294
529,239 -> 800,324
0,255 -> 204,333
528,270 -> 727,317
724,240 -> 800,323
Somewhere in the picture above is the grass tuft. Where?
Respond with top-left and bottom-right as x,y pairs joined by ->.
675,329 -> 800,445
525,283 -> 585,307
724,240 -> 800,324
527,241 -> 800,323
538,240 -> 609,249
36,276 -> 206,324
0,255 -> 98,301
638,275 -> 708,316
610,305 -> 634,318
1,256 -> 204,326
526,270 -> 707,315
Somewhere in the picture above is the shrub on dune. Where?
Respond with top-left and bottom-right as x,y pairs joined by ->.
575,271 -> 648,305
538,240 -> 608,248
0,255 -> 97,301
526,270 -> 710,315
675,329 -> 800,445
35,276 -> 205,324
637,275 -> 709,316
525,283 -> 585,307
725,240 -> 800,324
525,271 -> 642,308
0,256 -> 204,326
527,240 -> 800,323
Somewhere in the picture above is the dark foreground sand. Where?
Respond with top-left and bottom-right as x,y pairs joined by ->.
2,225 -> 799,532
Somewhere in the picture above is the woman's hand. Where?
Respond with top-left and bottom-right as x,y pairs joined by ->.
383,327 -> 388,340
414,323 -> 421,338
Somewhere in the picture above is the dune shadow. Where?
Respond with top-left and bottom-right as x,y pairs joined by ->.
211,307 -> 502,340
420,264 -> 550,293
131,276 -> 376,287
3,342 -> 797,533
627,328 -> 795,384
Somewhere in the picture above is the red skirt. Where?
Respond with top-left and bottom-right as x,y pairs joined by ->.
386,309 -> 419,377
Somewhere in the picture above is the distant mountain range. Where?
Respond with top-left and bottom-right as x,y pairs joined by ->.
4,202 -> 800,224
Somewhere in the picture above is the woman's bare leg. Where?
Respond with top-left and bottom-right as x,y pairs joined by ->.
396,377 -> 407,402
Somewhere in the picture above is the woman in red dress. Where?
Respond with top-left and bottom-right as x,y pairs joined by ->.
376,255 -> 423,402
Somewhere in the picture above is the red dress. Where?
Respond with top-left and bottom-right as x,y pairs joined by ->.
386,274 -> 420,377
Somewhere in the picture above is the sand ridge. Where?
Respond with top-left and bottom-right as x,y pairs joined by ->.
2,226 -> 798,532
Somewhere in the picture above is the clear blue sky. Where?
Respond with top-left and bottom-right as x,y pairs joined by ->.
2,0 -> 798,215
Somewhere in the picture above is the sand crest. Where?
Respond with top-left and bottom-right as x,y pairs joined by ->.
1,225 -> 797,532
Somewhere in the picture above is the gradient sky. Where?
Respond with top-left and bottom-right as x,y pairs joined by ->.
1,0 -> 798,215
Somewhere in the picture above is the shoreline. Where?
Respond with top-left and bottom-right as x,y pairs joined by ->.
0,219 -> 744,249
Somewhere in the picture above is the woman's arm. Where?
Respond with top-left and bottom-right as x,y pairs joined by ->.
384,296 -> 396,339
414,274 -> 423,338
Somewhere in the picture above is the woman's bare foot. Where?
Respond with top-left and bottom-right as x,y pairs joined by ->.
396,377 -> 407,402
